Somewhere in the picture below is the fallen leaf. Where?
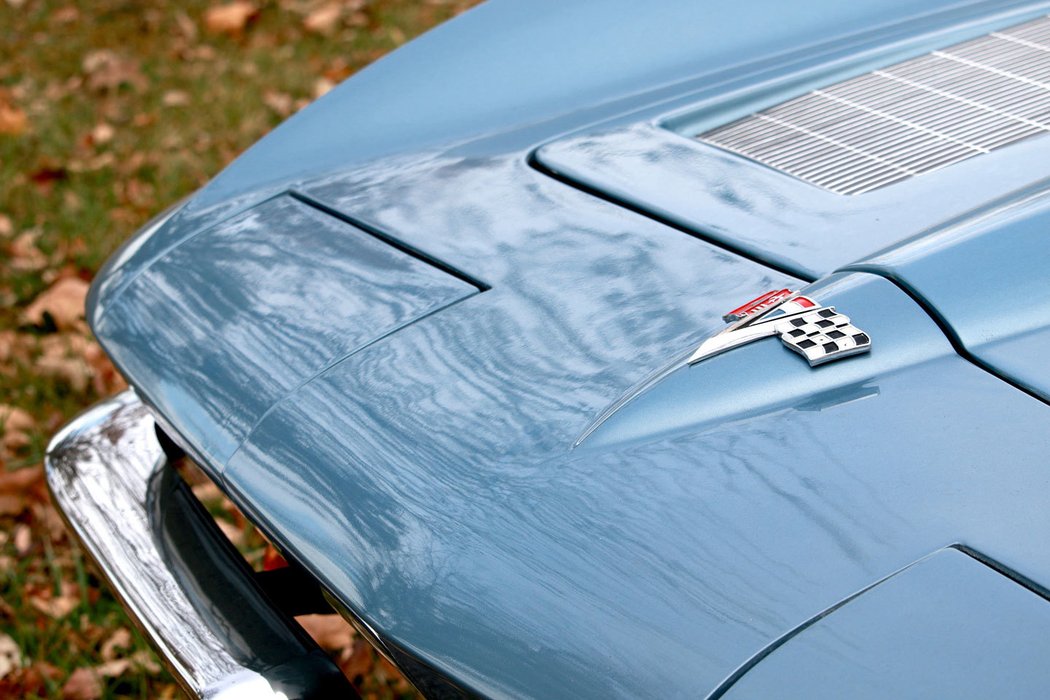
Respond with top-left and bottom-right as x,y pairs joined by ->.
13,524 -> 30,555
262,543 -> 288,571
0,633 -> 21,680
262,90 -> 294,117
61,667 -> 101,700
119,178 -> 155,209
303,2 -> 341,34
0,331 -> 22,365
35,336 -> 94,392
0,497 -> 24,516
0,661 -> 60,697
92,659 -> 129,679
7,232 -> 47,271
204,2 -> 258,35
22,278 -> 90,330
29,163 -> 68,192
29,581 -> 79,619
89,122 -> 113,145
297,614 -> 354,651
52,6 -> 79,23
339,639 -> 374,680
29,596 -> 78,620
0,465 -> 42,494
83,341 -> 127,395
100,628 -> 131,661
190,480 -> 222,502
215,518 -> 244,546
175,11 -> 198,40
81,50 -> 147,93
0,406 -> 34,453
0,105 -> 26,136
129,650 -> 160,675
162,90 -> 189,107
68,152 -> 116,173
313,77 -> 335,99
34,502 -> 69,543
0,467 -> 44,516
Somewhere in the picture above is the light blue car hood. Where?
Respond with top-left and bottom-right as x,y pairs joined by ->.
87,0 -> 1050,696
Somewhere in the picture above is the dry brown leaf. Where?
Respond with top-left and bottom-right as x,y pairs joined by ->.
92,659 -> 129,678
61,667 -> 101,700
100,628 -> 132,661
0,104 -> 26,136
297,614 -> 355,651
29,595 -> 78,620
0,465 -> 43,494
0,406 -> 34,453
128,650 -> 161,675
29,581 -> 79,619
35,347 -> 93,393
94,650 -> 160,680
263,90 -> 294,117
303,2 -> 342,34
162,90 -> 190,107
313,77 -> 335,99
34,502 -> 70,543
339,638 -> 374,680
94,651 -> 160,679
175,11 -> 198,40
13,523 -> 30,555
204,2 -> 259,35
52,6 -> 79,23
0,331 -> 22,365
30,163 -> 69,192
81,50 -> 147,93
0,633 -> 21,681
0,661 -> 61,697
68,152 -> 115,173
0,496 -> 25,516
83,340 -> 127,395
215,518 -> 244,546
190,480 -> 222,502
8,232 -> 47,271
22,278 -> 90,330
0,468 -> 45,517
89,122 -> 113,146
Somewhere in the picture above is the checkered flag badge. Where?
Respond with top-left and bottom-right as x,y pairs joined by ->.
775,307 -> 871,366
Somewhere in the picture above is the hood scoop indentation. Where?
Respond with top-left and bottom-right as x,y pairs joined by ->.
698,15 -> 1050,195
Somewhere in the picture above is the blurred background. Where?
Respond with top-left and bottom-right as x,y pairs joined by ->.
0,1 -> 475,697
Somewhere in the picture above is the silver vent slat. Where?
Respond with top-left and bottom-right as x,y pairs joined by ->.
698,15 -> 1050,194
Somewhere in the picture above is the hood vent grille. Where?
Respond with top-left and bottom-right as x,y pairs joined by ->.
698,15 -> 1050,194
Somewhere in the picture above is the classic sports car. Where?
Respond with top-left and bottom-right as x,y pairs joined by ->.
47,0 -> 1050,697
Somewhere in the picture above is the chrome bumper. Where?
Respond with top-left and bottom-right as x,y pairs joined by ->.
46,391 -> 355,699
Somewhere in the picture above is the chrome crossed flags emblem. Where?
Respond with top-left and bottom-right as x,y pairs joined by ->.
689,289 -> 871,367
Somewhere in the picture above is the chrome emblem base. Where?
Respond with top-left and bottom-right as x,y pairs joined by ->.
689,289 -> 871,367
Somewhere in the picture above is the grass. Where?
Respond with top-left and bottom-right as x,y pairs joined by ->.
0,1 -> 477,697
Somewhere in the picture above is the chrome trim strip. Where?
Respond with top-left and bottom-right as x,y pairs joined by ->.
45,390 -> 354,699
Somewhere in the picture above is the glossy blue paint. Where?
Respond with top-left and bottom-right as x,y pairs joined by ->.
97,195 -> 478,465
580,273 -> 946,449
849,189 -> 1050,403
83,0 -> 1050,697
719,548 -> 1050,699
222,268 -> 1050,697
535,110 -> 1050,280
87,0 -> 1050,308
